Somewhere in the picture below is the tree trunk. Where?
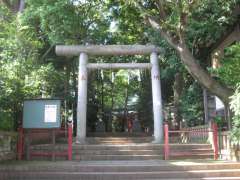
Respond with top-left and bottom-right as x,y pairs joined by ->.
18,0 -> 24,12
122,86 -> 129,132
2,0 -> 25,13
100,72 -> 107,132
109,73 -> 114,132
63,63 -> 70,131
72,60 -> 78,136
173,72 -> 184,130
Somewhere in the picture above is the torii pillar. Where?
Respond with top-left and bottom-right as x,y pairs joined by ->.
76,53 -> 88,143
150,52 -> 163,143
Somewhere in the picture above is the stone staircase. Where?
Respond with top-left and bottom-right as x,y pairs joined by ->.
30,136 -> 214,161
2,160 -> 240,179
169,144 -> 214,160
4,136 -> 238,179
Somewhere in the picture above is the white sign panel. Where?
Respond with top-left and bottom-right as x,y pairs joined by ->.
44,105 -> 57,123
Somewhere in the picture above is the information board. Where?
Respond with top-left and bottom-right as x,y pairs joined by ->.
23,99 -> 61,128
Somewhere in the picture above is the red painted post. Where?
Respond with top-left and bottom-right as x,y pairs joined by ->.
164,123 -> 169,160
212,122 -> 219,160
17,127 -> 24,160
68,121 -> 73,161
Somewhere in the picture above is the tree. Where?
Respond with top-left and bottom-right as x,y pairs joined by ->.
0,3 -> 65,130
127,0 -> 238,104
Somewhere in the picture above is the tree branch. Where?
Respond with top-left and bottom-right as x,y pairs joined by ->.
1,0 -> 24,13
147,16 -> 179,50
155,0 -> 167,20
1,0 -> 11,9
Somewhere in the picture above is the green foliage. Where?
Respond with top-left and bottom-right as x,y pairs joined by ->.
214,116 -> 224,128
180,82 -> 204,127
230,85 -> 240,142
215,43 -> 240,87
0,4 -> 65,130
22,0 -> 111,44
24,64 -> 64,98
187,0 -> 235,52
0,111 -> 14,131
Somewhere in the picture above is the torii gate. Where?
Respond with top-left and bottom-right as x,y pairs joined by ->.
55,45 -> 164,143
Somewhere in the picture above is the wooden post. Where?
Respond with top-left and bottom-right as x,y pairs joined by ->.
164,123 -> 169,160
68,122 -> 73,160
25,130 -> 31,161
17,127 -> 24,160
52,129 -> 56,161
212,122 -> 219,160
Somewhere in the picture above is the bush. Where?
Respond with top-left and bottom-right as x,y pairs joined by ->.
230,85 -> 240,143
0,110 -> 14,131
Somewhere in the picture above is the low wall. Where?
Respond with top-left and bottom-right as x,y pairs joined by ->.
0,131 -> 17,161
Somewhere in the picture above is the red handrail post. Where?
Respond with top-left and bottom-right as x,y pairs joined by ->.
164,123 -> 169,160
212,122 -> 218,160
17,126 -> 24,160
68,121 -> 73,161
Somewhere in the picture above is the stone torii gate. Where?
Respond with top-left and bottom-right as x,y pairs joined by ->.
55,45 -> 164,143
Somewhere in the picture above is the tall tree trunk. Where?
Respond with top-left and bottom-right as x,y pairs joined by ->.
100,72 -> 107,132
122,86 -> 129,132
173,72 -> 184,130
18,0 -> 24,12
72,60 -> 78,136
109,75 -> 114,132
63,63 -> 70,131
2,0 -> 25,13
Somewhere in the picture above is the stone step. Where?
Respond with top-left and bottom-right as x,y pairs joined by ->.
87,132 -> 152,137
74,149 -> 162,155
138,178 -> 240,180
86,137 -> 153,143
86,141 -> 153,144
2,162 -> 240,172
169,154 -> 213,160
2,161 -> 240,179
73,144 -> 211,151
31,143 -> 211,151
73,149 -> 212,156
2,169 -> 240,180
74,155 -> 164,161
86,137 -> 154,140
170,151 -> 213,155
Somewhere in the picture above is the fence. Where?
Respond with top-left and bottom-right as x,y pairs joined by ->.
168,125 -> 210,144
164,123 -> 218,160
17,122 -> 72,161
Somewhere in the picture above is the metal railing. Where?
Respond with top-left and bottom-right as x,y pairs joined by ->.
164,123 -> 218,160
